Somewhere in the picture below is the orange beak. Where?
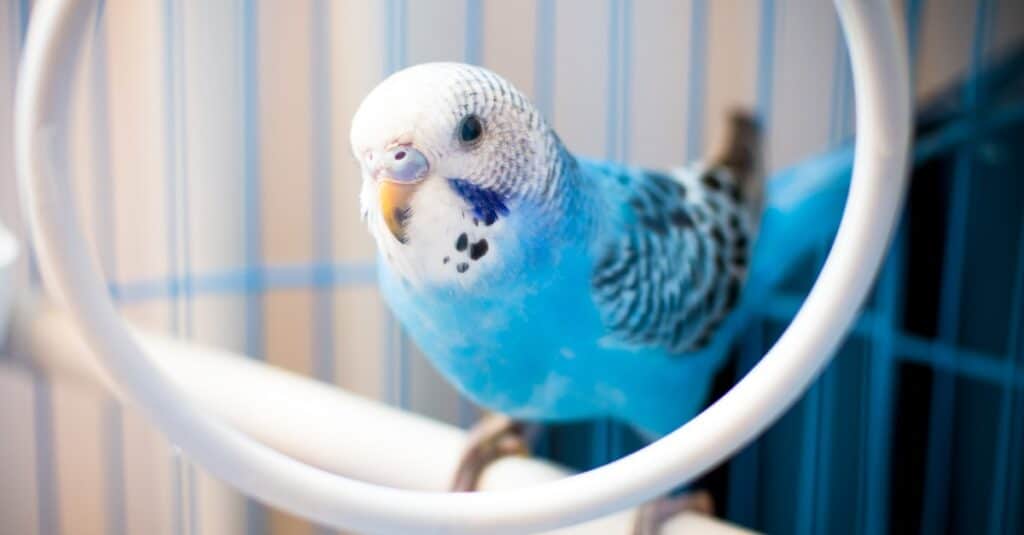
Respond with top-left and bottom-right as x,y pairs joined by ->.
379,179 -> 420,243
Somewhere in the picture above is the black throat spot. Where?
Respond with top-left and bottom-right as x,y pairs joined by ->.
469,239 -> 489,260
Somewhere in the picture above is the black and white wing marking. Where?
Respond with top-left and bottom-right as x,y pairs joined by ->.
591,167 -> 757,354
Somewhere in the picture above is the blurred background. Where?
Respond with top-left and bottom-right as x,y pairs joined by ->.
0,1 -> 1022,534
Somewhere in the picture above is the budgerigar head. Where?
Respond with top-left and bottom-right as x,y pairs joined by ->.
351,63 -> 571,285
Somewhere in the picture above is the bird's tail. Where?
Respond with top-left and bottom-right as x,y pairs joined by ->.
712,110 -> 763,215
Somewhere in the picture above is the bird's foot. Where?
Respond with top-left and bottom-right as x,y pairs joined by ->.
631,490 -> 714,535
450,413 -> 530,492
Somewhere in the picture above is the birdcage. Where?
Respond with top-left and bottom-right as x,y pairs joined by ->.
0,1 -> 1022,534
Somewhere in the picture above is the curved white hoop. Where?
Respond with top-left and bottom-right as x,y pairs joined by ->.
15,1 -> 911,533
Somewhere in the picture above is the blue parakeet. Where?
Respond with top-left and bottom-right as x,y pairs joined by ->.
350,63 -> 845,443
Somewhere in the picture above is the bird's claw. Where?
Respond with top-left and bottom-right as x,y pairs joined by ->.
631,490 -> 715,535
450,413 -> 530,492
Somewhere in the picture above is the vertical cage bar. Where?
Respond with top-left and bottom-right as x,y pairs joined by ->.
920,1 -> 993,531
755,0 -> 776,169
162,1 -> 200,533
919,116 -> 970,535
863,223 -> 906,535
604,0 -> 621,163
727,328 -> 763,525
619,0 -> 632,165
162,0 -> 182,335
175,7 -> 193,341
310,0 -> 337,386
729,0 -> 777,523
818,362 -> 838,534
101,403 -> 125,535
684,0 -> 707,162
533,0 -> 556,121
241,0 -> 265,362
464,0 -> 482,66
163,0 -> 196,337
32,372 -> 60,535
239,2 -> 268,533
988,210 -> 1024,534
905,0 -> 925,68
16,0 -> 28,44
170,447 -> 183,535
1005,358 -> 1024,535
795,382 -> 821,535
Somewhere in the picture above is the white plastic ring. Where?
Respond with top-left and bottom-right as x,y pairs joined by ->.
15,1 -> 911,533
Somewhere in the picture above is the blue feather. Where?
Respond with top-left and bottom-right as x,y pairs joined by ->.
448,178 -> 510,225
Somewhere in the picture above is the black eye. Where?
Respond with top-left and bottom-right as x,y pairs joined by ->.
458,115 -> 483,145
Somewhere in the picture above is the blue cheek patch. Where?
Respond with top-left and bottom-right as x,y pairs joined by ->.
447,178 -> 511,225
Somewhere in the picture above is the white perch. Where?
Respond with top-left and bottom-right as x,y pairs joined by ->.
9,296 -> 753,535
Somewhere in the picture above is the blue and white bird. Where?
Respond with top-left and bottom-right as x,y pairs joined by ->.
351,63 -> 849,492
